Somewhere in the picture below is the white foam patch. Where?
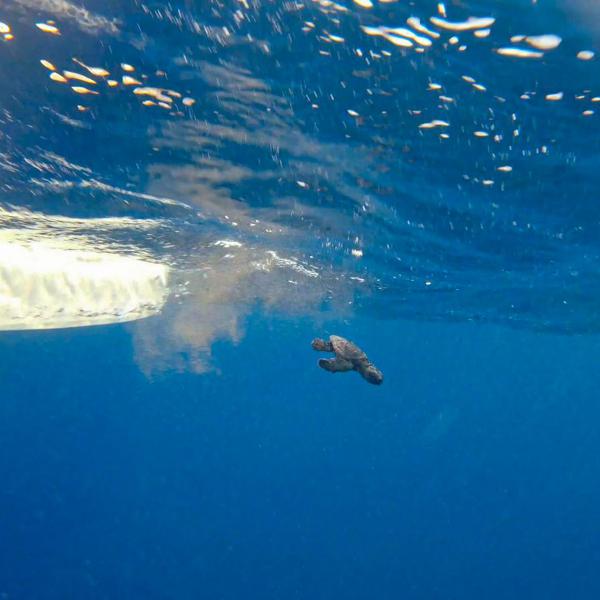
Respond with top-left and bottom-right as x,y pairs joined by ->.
15,0 -> 119,34
0,240 -> 168,330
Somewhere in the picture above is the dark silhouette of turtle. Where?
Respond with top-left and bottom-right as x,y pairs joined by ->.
311,335 -> 383,385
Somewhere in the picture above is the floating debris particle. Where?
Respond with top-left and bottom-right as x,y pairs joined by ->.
122,75 -> 142,85
351,248 -> 363,258
50,72 -> 68,83
430,16 -> 495,32
406,17 -> 440,39
449,36 -> 459,45
419,119 -> 450,129
76,105 -> 90,112
40,59 -> 56,71
583,110 -> 594,116
577,50 -> 595,61
361,25 -> 384,37
383,33 -> 413,47
182,97 -> 196,107
384,27 -> 432,47
482,179 -> 494,186
36,22 -> 60,35
63,70 -> 97,85
496,47 -> 543,59
73,59 -> 110,78
71,86 -> 99,95
545,92 -> 563,101
524,34 -> 561,50
133,87 -> 172,103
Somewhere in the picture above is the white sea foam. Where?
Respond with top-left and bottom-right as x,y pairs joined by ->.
0,239 -> 168,330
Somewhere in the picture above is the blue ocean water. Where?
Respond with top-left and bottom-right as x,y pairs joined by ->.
1,0 -> 600,598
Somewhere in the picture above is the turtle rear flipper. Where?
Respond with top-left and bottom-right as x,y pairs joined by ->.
358,362 -> 384,385
318,357 -> 353,373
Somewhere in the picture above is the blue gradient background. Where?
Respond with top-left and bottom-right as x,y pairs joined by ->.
2,319 -> 599,599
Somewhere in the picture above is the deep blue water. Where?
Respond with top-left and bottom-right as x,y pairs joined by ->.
2,0 -> 600,598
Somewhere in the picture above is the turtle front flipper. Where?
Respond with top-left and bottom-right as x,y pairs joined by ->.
312,338 -> 334,352
318,357 -> 353,373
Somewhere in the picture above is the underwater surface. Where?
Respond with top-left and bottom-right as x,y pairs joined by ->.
1,0 -> 600,598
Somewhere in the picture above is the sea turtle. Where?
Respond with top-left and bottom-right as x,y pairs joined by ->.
311,335 -> 383,385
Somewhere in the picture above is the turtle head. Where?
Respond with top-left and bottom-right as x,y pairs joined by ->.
361,363 -> 383,385
311,338 -> 328,351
